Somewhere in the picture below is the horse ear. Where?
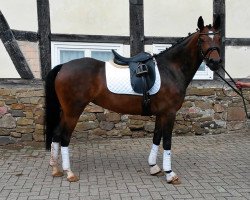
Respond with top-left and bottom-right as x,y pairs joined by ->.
197,16 -> 204,30
213,15 -> 221,30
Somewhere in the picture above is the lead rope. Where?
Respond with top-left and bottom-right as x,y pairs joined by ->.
214,68 -> 250,119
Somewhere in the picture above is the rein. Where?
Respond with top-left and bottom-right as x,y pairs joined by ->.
214,68 -> 250,119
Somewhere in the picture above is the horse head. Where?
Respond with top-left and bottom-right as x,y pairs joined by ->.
197,16 -> 222,71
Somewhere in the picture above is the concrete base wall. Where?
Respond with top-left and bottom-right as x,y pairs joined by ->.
0,80 -> 249,145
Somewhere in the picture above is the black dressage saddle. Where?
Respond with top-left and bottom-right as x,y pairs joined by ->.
112,50 -> 156,115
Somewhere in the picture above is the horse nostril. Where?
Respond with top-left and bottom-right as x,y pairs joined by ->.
209,58 -> 214,64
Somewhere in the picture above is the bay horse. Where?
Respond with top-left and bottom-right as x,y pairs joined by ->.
45,16 -> 221,183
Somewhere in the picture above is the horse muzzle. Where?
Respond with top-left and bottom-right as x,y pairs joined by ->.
206,58 -> 222,71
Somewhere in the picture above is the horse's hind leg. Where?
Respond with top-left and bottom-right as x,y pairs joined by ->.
50,141 -> 63,177
58,110 -> 83,182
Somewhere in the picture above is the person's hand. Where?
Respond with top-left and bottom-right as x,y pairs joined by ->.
236,81 -> 244,89
236,81 -> 250,89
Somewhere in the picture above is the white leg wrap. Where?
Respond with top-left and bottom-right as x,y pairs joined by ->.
50,142 -> 60,166
61,146 -> 71,171
148,144 -> 159,166
163,150 -> 171,172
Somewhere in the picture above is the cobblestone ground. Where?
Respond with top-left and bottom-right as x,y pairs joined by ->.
0,132 -> 249,200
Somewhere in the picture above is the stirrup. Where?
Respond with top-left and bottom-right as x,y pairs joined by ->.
136,63 -> 148,76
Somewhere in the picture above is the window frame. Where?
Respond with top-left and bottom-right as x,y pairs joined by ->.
51,42 -> 124,67
153,44 -> 214,80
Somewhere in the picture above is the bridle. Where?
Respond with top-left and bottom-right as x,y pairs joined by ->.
198,31 -> 250,119
198,31 -> 220,61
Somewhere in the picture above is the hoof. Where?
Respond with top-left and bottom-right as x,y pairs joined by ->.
52,171 -> 64,177
67,175 -> 79,182
166,171 -> 181,185
167,176 -> 181,185
150,164 -> 162,176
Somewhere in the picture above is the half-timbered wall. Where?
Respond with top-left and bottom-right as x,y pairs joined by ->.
1,0 -> 249,79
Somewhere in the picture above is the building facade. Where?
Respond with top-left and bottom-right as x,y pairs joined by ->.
0,0 -> 249,143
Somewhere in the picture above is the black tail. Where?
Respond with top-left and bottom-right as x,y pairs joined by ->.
44,64 -> 63,150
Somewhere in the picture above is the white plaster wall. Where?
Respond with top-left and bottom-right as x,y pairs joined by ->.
0,42 -> 20,78
226,0 -> 250,38
50,0 -> 129,35
0,0 -> 38,31
144,0 -> 213,37
0,0 -> 37,78
225,46 -> 250,78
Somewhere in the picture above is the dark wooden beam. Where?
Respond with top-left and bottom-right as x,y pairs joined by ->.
51,34 -> 130,44
37,0 -> 51,79
144,37 -> 181,45
225,38 -> 250,46
213,0 -> 225,80
129,0 -> 144,56
0,11 -> 34,79
12,30 -> 38,42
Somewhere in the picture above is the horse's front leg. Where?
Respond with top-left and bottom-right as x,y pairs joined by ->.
162,113 -> 180,184
148,113 -> 180,184
148,116 -> 162,175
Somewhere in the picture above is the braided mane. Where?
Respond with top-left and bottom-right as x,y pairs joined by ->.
153,31 -> 197,58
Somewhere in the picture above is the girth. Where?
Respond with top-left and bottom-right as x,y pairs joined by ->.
112,50 -> 156,115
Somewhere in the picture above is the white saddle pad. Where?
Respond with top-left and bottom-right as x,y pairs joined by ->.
105,61 -> 161,95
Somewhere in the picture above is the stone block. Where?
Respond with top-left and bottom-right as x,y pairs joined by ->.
0,128 -> 11,136
128,120 -> 144,131
0,114 -> 16,128
92,128 -> 107,136
21,133 -> 33,141
0,106 -> 8,117
144,122 -> 155,132
115,122 -> 127,130
79,113 -> 96,122
85,104 -> 104,113
121,128 -> 132,136
11,103 -> 25,110
17,118 -> 33,126
10,110 -> 25,117
0,100 -> 5,106
227,107 -> 245,121
227,121 -> 245,130
0,136 -> 15,145
187,88 -> 215,96
75,121 -> 99,131
99,121 -> 114,131
11,132 -> 22,138
214,104 -> 225,113
16,126 -> 34,134
195,100 -> 213,109
174,123 -> 191,135
106,113 -> 120,122
33,131 -> 44,142
132,131 -> 144,138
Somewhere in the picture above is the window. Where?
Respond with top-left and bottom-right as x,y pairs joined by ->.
153,44 -> 213,80
51,42 -> 124,67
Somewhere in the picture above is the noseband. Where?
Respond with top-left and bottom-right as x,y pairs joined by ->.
198,31 -> 220,60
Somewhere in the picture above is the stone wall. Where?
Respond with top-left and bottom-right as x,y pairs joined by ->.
0,80 -> 249,145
